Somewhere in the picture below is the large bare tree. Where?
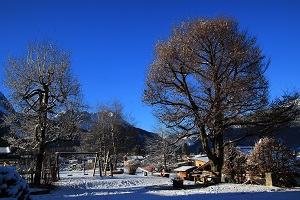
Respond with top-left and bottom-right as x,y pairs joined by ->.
143,17 -> 299,177
3,40 -> 83,184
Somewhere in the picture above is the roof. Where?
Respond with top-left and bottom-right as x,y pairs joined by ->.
190,154 -> 209,162
197,161 -> 211,170
126,156 -> 144,160
174,166 -> 197,172
0,147 -> 11,154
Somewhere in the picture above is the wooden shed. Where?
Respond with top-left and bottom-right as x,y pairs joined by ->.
174,166 -> 197,180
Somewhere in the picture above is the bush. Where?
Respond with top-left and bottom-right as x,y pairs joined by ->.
127,164 -> 138,175
125,160 -> 140,175
0,166 -> 31,199
248,137 -> 299,187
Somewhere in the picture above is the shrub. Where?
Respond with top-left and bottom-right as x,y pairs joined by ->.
127,164 -> 138,175
125,160 -> 140,175
0,166 -> 31,199
248,137 -> 298,187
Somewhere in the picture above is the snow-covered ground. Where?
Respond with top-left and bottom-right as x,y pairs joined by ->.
32,169 -> 300,200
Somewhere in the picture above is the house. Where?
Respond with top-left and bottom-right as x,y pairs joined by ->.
0,147 -> 11,154
176,161 -> 194,167
0,147 -> 21,166
189,154 -> 209,166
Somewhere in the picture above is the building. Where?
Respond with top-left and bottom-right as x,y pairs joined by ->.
174,166 -> 197,180
189,154 -> 209,166
0,147 -> 20,165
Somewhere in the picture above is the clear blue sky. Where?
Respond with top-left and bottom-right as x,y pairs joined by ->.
0,0 -> 299,132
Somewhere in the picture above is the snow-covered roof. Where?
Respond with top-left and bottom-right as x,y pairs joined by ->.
0,147 -> 11,154
126,156 -> 144,160
190,154 -> 209,162
174,166 -> 196,172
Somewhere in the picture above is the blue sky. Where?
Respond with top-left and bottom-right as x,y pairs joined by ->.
0,0 -> 299,132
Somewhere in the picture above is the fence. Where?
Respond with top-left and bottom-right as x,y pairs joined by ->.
19,168 -> 55,185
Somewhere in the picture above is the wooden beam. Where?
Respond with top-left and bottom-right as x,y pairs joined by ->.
55,152 -> 98,155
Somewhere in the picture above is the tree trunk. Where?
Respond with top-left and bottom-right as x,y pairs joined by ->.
199,125 -> 224,177
163,153 -> 167,169
34,134 -> 45,184
210,156 -> 223,175
34,95 -> 47,184
212,132 -> 224,176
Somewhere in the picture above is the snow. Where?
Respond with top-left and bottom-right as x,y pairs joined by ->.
31,168 -> 300,200
0,166 -> 30,199
0,147 -> 11,154
191,154 -> 209,162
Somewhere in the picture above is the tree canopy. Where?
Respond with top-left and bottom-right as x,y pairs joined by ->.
3,40 -> 84,184
143,17 -> 299,175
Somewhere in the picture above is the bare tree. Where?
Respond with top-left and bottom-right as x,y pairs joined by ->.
90,99 -> 134,170
143,17 -> 299,176
144,126 -> 177,171
222,144 -> 248,183
3,40 -> 83,184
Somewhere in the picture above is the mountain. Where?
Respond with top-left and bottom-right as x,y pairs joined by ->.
0,91 -> 159,153
0,92 -> 14,115
129,127 -> 160,150
0,91 -> 15,146
78,112 -> 160,152
183,122 -> 300,155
